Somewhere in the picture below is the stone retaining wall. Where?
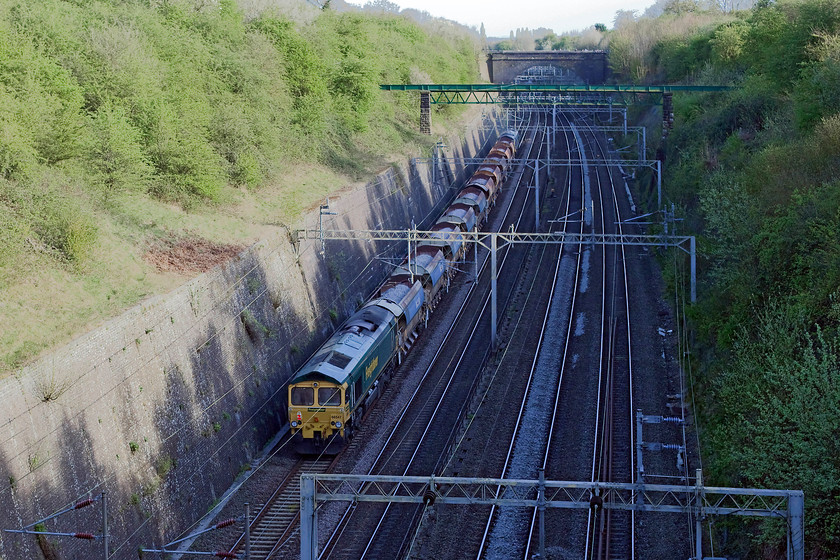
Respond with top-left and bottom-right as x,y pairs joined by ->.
0,109 -> 501,559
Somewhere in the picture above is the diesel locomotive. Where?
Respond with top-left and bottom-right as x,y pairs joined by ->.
288,131 -> 518,454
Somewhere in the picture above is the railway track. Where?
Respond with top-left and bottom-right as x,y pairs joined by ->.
470,110 -> 586,560
397,105 -> 689,560
315,115 -> 547,560
231,457 -> 333,559
577,116 -> 635,560
440,108 -> 637,560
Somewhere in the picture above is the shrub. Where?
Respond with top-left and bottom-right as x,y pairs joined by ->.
794,33 -> 840,130
710,21 -> 749,67
241,308 -> 269,344
251,17 -> 328,139
88,101 -> 153,198
155,455 -> 175,478
34,189 -> 98,264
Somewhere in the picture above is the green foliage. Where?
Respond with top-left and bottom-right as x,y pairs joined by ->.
155,455 -> 175,478
0,0 -> 480,376
0,0 -> 478,212
1,171 -> 98,264
742,0 -> 840,90
607,12 -> 732,82
710,21 -> 749,67
647,2 -> 840,555
88,101 -> 153,198
794,33 -> 840,130
708,301 -> 840,550
251,17 -> 328,139
240,308 -> 269,344
653,29 -> 715,81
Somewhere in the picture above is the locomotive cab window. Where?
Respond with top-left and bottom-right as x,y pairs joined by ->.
318,387 -> 341,406
291,387 -> 314,406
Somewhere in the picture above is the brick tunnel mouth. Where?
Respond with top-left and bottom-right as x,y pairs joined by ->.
486,50 -> 609,85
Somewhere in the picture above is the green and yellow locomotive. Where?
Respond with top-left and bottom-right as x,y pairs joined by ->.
288,131 -> 517,454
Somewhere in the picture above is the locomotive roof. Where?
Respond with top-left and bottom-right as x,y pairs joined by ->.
291,304 -> 395,385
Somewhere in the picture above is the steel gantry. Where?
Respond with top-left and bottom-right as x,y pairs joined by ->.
294,228 -> 697,347
299,472 -> 804,560
501,107 -> 631,134
380,83 -> 732,105
412,156 -> 663,223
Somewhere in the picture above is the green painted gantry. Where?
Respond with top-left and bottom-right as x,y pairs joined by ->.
380,83 -> 731,105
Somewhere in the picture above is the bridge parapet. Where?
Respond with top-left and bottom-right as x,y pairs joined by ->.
487,50 -> 609,84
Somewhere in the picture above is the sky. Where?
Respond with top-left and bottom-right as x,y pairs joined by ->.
380,0 -> 657,36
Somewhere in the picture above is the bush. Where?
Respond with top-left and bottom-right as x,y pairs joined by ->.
241,309 -> 269,344
794,33 -> 840,130
708,301 -> 840,553
2,171 -> 98,264
0,0 -> 483,376
656,4 -> 840,555
88,101 -> 153,198
710,20 -> 749,68
251,17 -> 328,140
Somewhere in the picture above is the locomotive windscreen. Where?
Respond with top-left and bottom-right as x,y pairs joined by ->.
291,387 -> 314,406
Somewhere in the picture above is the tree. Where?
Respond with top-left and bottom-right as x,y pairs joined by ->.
664,0 -> 701,14
88,101 -> 152,197
613,10 -> 637,29
595,23 -> 607,32
363,0 -> 400,13
536,33 -> 558,50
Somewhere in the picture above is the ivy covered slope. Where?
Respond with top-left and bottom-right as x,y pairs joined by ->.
612,0 -> 840,556
0,0 -> 481,375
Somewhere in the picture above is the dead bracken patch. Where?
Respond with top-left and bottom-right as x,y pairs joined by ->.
144,232 -> 244,274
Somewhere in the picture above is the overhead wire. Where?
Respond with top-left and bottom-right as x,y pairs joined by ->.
6,114 -> 503,556
117,118 -> 504,552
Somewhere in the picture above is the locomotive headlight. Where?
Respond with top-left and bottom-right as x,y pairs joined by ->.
291,421 -> 298,427
335,421 -> 342,428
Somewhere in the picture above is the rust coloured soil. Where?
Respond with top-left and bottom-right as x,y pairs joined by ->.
144,233 -> 245,274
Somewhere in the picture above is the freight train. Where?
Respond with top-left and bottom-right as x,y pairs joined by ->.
288,131 -> 518,454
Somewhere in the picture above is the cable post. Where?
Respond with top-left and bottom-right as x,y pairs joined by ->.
140,515 -> 245,558
4,490 -> 108,558
319,198 -> 337,255
244,503 -> 251,560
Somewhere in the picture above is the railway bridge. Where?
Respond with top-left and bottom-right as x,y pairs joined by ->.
487,50 -> 609,84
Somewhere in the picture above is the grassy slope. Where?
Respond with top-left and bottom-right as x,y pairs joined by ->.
609,1 -> 840,556
0,0 -> 483,375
